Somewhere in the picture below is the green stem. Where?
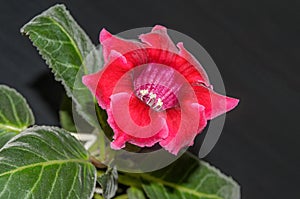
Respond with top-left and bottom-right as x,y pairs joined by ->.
87,127 -> 106,163
94,102 -> 107,162
98,130 -> 106,162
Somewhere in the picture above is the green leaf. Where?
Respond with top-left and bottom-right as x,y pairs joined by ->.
97,167 -> 118,199
127,187 -> 146,199
129,153 -> 240,199
0,132 -> 17,149
59,95 -> 77,132
21,4 -> 102,127
0,85 -> 34,148
0,126 -> 97,199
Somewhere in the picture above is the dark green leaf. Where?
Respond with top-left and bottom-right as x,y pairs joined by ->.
0,85 -> 34,148
0,132 -> 17,150
97,167 -> 118,199
0,126 -> 96,199
59,95 -> 77,132
135,153 -> 240,199
21,4 -> 102,127
127,187 -> 146,199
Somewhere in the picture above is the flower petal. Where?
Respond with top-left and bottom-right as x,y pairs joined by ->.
87,28 -> 214,109
108,92 -> 168,149
160,102 -> 206,155
82,56 -> 132,109
139,25 -> 178,53
193,85 -> 239,120
177,42 -> 210,86
143,49 -> 209,86
100,28 -> 144,63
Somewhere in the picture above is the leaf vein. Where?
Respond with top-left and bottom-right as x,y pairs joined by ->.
0,159 -> 89,178
140,173 -> 222,199
0,173 -> 12,197
3,91 -> 22,126
46,164 -> 62,199
25,166 -> 44,199
66,163 -> 79,199
45,16 -> 86,74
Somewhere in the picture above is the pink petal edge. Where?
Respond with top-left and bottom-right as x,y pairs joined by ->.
139,25 -> 178,53
177,42 -> 210,86
193,85 -> 239,120
99,28 -> 144,63
160,102 -> 207,155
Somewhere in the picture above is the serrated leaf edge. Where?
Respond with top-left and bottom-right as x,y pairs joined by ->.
20,4 -> 99,127
139,152 -> 240,199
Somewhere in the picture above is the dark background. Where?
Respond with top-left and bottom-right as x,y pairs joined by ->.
0,0 -> 299,198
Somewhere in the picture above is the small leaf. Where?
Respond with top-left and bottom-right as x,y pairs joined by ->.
127,187 -> 146,199
137,152 -> 240,199
0,85 -> 34,148
21,4 -> 103,127
0,126 -> 96,199
97,167 -> 118,199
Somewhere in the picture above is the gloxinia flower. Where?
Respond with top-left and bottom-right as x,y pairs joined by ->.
82,25 -> 239,155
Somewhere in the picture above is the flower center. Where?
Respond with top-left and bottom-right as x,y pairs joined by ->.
132,63 -> 185,111
135,84 -> 178,111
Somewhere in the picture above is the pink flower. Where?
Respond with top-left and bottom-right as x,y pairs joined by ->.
82,25 -> 239,155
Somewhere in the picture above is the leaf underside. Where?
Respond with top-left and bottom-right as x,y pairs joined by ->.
97,167 -> 118,199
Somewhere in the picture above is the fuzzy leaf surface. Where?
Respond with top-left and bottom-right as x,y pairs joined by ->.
0,126 -> 97,199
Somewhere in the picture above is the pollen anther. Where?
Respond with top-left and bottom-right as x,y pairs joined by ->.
149,92 -> 157,99
152,98 -> 164,111
156,98 -> 163,107
139,89 -> 149,96
135,84 -> 177,111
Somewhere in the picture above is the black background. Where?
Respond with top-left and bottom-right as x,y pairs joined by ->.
0,0 -> 299,198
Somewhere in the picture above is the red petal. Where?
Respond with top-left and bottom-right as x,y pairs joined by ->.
177,42 -> 210,86
193,85 -> 239,120
82,57 -> 133,109
160,101 -> 207,155
139,25 -> 178,53
86,27 -> 238,115
108,92 -> 168,149
144,48 -> 210,85
100,28 -> 144,63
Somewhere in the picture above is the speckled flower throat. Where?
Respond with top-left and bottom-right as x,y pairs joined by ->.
133,64 -> 183,111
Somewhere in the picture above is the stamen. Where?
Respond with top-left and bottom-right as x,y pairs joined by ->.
139,89 -> 149,100
149,92 -> 157,99
146,92 -> 156,106
139,89 -> 149,96
156,98 -> 163,107
152,98 -> 164,111
133,64 -> 183,111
